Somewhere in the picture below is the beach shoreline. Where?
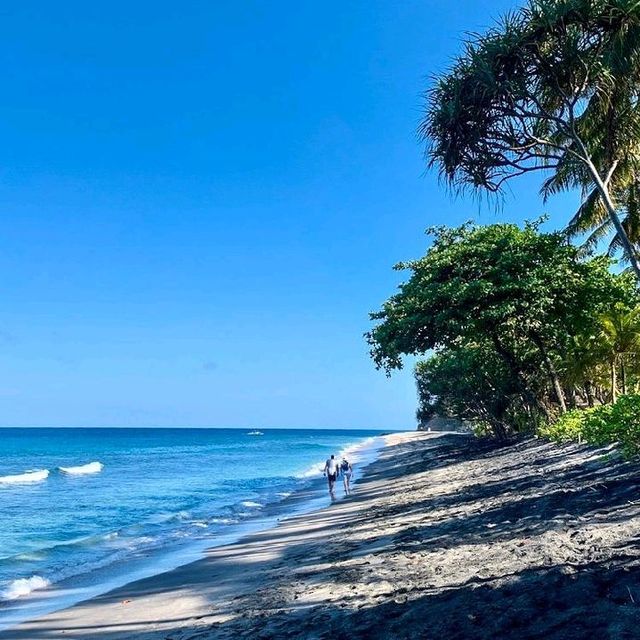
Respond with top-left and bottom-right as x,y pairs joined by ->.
4,430 -> 640,639
0,431 -> 421,639
0,429 -> 389,634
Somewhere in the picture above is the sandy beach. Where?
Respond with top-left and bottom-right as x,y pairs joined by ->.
4,430 -> 640,639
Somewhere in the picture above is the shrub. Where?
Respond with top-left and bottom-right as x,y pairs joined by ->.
542,395 -> 640,456
471,421 -> 494,438
599,395 -> 640,455
581,405 -> 614,447
540,409 -> 590,443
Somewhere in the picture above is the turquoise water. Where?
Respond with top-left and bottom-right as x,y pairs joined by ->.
0,427 -> 386,624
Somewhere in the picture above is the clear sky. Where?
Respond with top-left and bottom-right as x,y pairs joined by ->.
0,1 -> 580,428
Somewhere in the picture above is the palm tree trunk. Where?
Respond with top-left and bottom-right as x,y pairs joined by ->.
530,332 -> 567,413
566,386 -> 576,409
567,128 -> 640,276
611,359 -> 618,403
585,380 -> 595,408
583,158 -> 640,279
621,358 -> 627,396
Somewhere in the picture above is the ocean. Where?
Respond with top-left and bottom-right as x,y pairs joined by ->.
0,427 -> 388,629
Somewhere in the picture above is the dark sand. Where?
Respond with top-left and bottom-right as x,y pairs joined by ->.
4,431 -> 640,639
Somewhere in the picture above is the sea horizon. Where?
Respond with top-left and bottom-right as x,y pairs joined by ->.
0,425 -> 405,430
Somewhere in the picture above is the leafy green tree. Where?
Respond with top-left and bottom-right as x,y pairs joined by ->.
422,0 -> 640,277
367,222 -> 635,432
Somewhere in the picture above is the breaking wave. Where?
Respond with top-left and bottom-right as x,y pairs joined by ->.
1,575 -> 50,600
0,470 -> 50,485
59,462 -> 104,476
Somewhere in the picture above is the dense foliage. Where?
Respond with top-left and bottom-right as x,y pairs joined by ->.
367,222 -> 640,438
369,0 -> 640,451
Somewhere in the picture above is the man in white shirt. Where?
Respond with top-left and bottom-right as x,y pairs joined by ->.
323,454 -> 338,497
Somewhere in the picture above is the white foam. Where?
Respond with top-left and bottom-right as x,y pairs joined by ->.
339,436 -> 383,467
0,469 -> 50,485
2,532 -> 164,602
241,501 -> 262,508
1,575 -> 50,600
297,462 -> 326,478
208,517 -> 238,525
59,462 -> 103,476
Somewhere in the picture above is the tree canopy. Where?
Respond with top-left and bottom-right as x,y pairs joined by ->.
367,222 -> 638,436
422,0 -> 640,276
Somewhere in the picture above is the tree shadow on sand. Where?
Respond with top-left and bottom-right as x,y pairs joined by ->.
11,557 -> 640,640
6,435 -> 640,640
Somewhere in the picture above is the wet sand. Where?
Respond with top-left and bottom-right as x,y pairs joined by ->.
4,431 -> 640,639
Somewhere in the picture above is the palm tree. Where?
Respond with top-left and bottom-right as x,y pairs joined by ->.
569,184 -> 640,265
564,334 -> 607,408
599,305 -> 640,401
540,112 -> 640,264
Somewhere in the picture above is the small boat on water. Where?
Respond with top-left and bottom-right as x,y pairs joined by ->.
247,430 -> 264,436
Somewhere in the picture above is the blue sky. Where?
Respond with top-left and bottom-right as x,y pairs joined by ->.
0,1 -> 580,428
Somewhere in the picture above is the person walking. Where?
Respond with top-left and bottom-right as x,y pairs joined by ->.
323,454 -> 339,497
340,457 -> 353,494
